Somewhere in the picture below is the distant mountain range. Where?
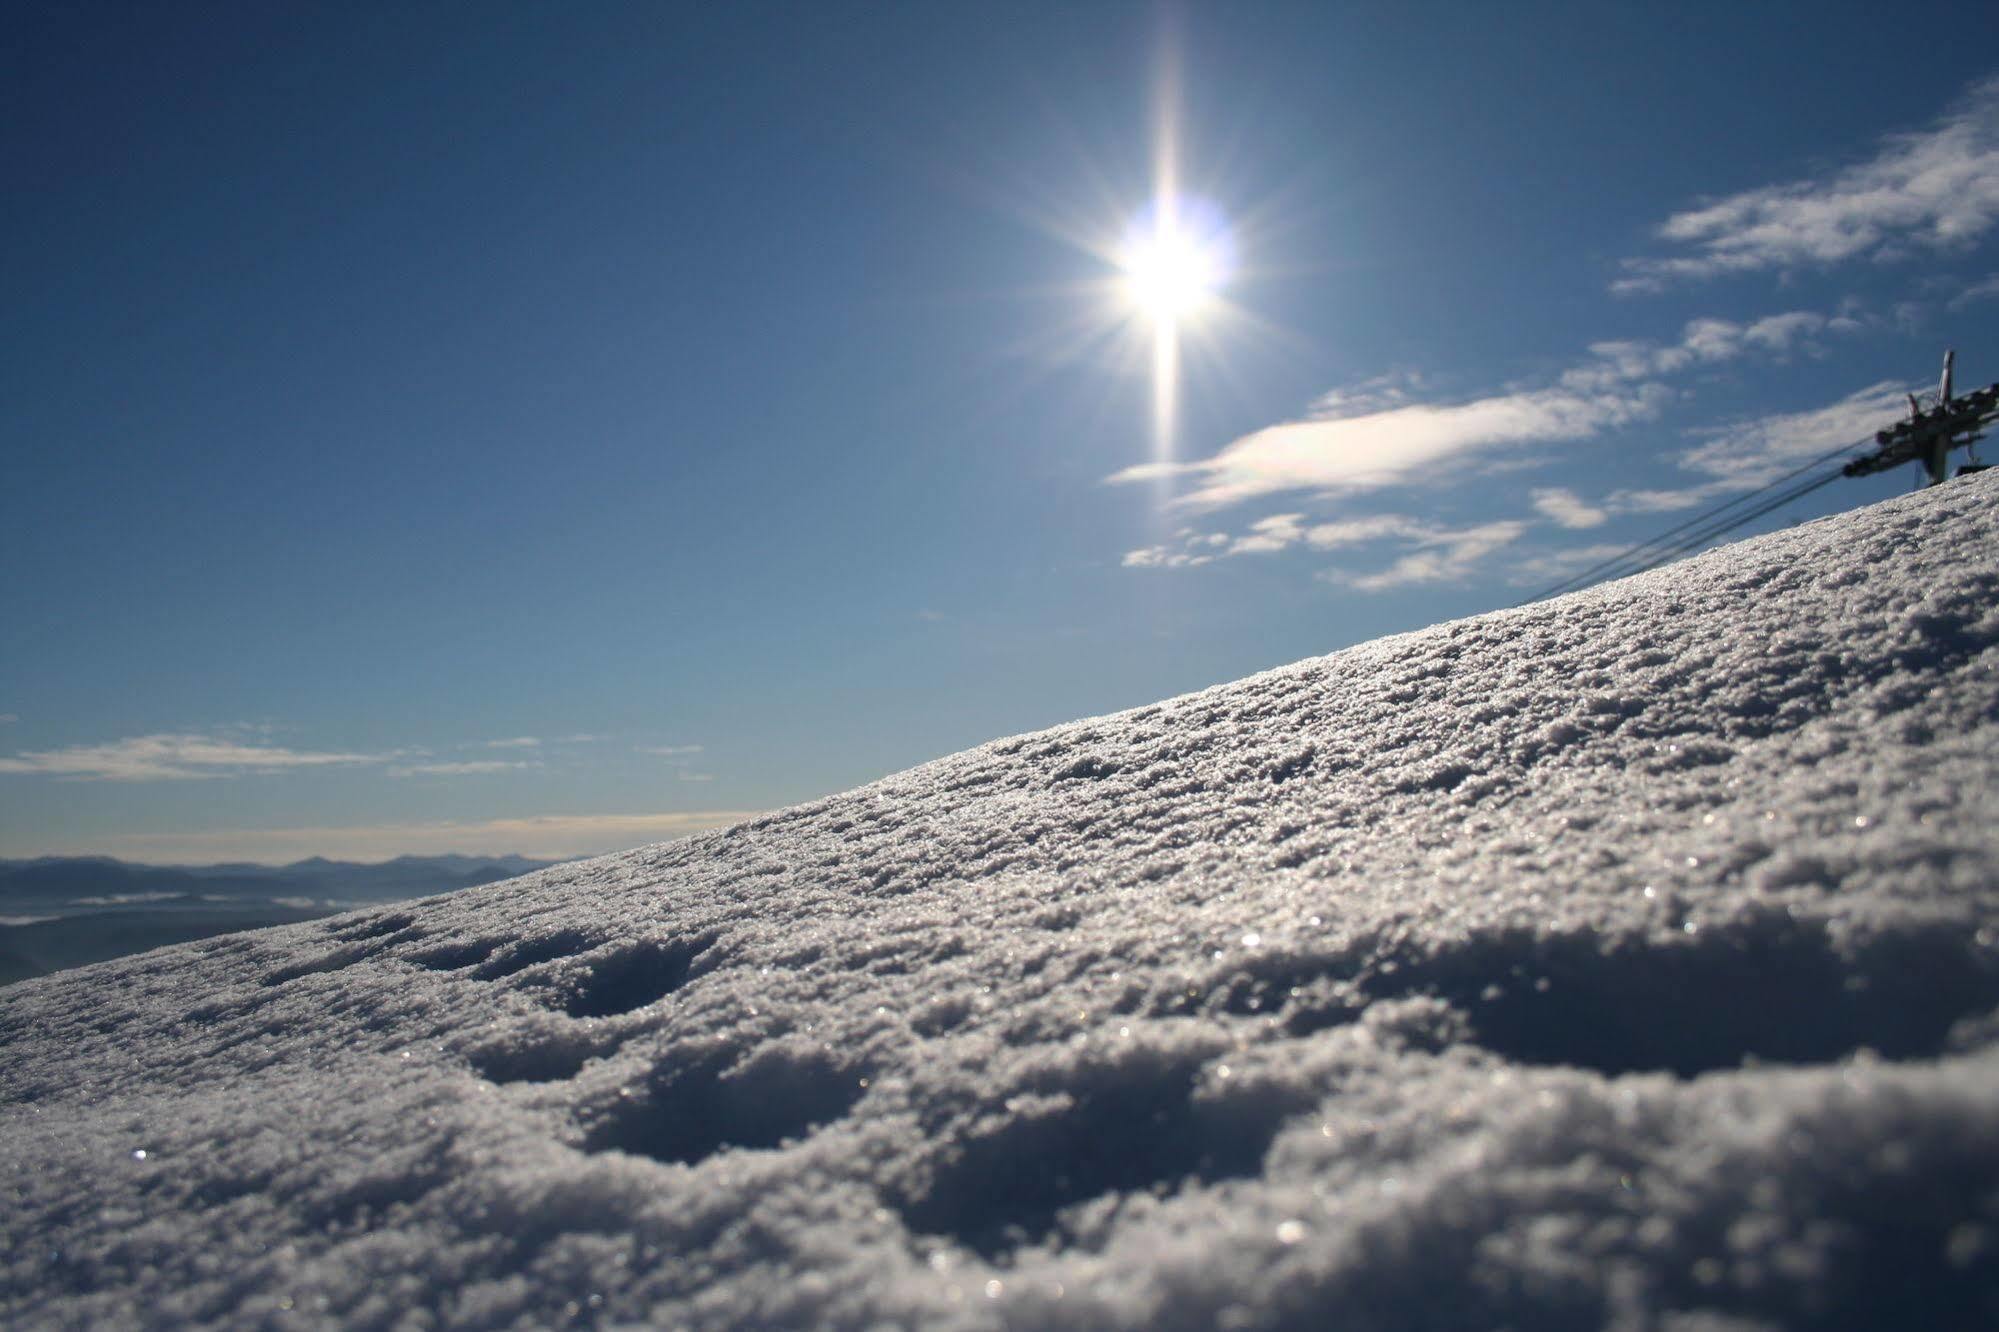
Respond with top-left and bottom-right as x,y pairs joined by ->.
0,854 -> 563,987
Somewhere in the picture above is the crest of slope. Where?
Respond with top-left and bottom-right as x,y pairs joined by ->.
5,476 -> 1999,1329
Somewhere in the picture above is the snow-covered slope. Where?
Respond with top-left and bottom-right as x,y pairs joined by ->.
7,478 -> 1999,1330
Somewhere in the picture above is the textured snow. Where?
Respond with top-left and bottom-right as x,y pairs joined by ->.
7,478 -> 1999,1330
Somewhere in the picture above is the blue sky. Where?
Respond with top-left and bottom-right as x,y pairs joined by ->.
5,1 -> 1998,862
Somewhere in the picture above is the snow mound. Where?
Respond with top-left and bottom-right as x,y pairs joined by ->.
7,477 -> 1999,1329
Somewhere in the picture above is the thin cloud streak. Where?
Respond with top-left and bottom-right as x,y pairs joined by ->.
1127,512 -> 1530,593
389,760 -> 537,778
1618,74 -> 1999,291
36,811 -> 761,865
1110,306 -> 1850,515
1110,384 -> 1665,510
0,734 -> 390,782
1582,380 -> 1911,518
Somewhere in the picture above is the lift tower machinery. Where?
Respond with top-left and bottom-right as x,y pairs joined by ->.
1843,350 -> 1999,487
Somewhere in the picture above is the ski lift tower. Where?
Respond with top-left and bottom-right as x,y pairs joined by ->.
1843,350 -> 1999,487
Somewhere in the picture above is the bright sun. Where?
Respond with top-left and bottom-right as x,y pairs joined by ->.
1109,195 -> 1237,463
1119,217 -> 1225,325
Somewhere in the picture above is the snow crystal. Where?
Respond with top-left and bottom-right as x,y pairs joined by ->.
6,476 -> 1999,1328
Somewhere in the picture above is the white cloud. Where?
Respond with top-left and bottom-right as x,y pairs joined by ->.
1560,311 -> 1854,392
1144,512 -> 1531,590
1304,515 -> 1431,549
483,737 -> 542,749
0,733 -> 390,782
676,772 -> 716,783
1111,384 -> 1665,510
1619,75 -> 1999,290
637,744 -> 704,758
1684,312 -> 1832,360
1328,522 -> 1529,592
1116,302 -> 1860,516
389,760 -> 536,778
1307,371 -> 1425,418
1129,513 -> 1459,572
1531,488 -> 1608,529
1226,514 -> 1308,554
1113,303 -> 1888,590
1676,380 -> 1912,487
38,811 -> 760,865
0,714 -> 17,724
1577,380 -> 1913,517
1603,486 -> 1719,514
1557,339 -> 1691,392
1505,543 -> 1636,586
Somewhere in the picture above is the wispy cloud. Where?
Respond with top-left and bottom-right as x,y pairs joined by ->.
637,744 -> 711,783
1504,542 -> 1636,587
1600,486 -> 1714,514
0,733 -> 390,782
1487,380 -> 1918,584
1325,521 -> 1529,592
1559,311 -> 1860,392
389,760 -> 537,778
1127,513 -> 1529,593
1124,513 -> 1416,569
1531,488 -> 1608,529
1112,307 -> 1853,515
1227,513 -> 1309,554
1618,74 -> 1999,292
1674,380 -> 1913,486
1110,382 -> 1666,510
1583,380 -> 1913,516
483,736 -> 542,749
1115,315 -> 1900,591
0,714 -> 17,724
31,811 -> 760,865
1123,539 -> 1217,569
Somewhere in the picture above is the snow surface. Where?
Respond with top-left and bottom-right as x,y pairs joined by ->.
7,477 -> 1999,1330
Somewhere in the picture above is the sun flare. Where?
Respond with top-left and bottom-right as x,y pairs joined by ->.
1112,195 -> 1237,465
1119,207 -> 1229,328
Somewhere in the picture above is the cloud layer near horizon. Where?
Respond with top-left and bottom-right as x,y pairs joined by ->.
0,734 -> 388,782
27,810 -> 759,865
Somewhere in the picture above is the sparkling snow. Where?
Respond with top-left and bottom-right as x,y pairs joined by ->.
6,477 -> 1999,1329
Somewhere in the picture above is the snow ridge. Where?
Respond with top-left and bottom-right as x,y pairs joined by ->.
6,477 -> 1999,1329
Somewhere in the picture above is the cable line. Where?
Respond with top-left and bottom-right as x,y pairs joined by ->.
1607,466 -> 1846,585
1519,432 -> 1877,605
